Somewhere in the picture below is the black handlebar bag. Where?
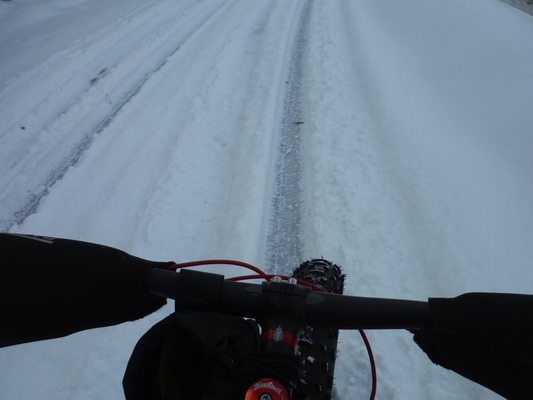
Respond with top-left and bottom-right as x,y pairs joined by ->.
123,312 -> 260,400
413,293 -> 533,400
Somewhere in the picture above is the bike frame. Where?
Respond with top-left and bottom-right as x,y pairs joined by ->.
145,267 -> 433,399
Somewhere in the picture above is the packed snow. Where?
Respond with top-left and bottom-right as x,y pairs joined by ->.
1,0 -> 532,399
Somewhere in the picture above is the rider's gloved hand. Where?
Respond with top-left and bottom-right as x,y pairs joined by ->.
0,233 -> 173,348
413,293 -> 533,400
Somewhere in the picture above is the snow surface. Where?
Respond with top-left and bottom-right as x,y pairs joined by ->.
1,0 -> 533,399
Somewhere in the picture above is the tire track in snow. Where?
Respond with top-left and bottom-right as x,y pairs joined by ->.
0,0 -> 230,232
265,0 -> 312,274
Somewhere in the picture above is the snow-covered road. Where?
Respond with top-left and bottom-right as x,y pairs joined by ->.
1,0 -> 533,398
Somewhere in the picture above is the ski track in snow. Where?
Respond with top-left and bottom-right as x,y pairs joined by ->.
0,0 -> 230,231
1,0 -> 533,399
265,0 -> 311,274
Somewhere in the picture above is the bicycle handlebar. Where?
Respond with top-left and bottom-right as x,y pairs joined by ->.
146,268 -> 433,330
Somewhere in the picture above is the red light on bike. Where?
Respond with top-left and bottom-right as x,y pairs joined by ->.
245,378 -> 289,400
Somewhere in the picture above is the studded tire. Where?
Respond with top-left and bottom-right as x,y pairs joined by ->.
292,259 -> 345,400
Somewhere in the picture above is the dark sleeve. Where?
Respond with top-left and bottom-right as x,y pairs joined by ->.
413,293 -> 533,400
0,233 -> 172,348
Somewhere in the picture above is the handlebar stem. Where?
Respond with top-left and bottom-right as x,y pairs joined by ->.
257,279 -> 311,354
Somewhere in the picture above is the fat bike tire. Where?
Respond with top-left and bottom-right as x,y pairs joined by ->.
292,259 -> 345,400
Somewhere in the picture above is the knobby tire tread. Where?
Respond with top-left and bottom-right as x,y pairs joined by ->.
292,259 -> 345,400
